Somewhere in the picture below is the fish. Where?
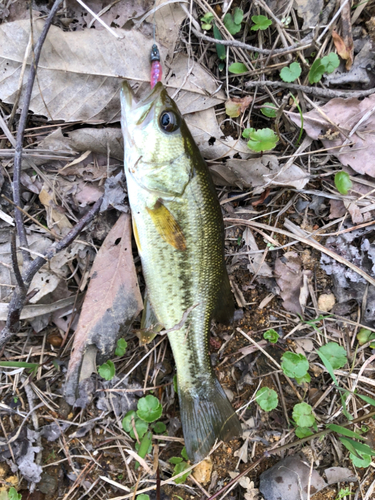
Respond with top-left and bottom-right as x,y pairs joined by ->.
121,81 -> 242,462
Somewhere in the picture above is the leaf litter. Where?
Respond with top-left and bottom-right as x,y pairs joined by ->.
1,1 -> 375,499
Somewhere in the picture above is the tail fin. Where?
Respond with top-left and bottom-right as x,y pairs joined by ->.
178,376 -> 242,463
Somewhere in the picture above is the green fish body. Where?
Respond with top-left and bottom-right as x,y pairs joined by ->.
121,81 -> 242,462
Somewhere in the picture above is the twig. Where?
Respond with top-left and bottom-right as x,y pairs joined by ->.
244,80 -> 375,99
0,196 -> 103,348
191,27 -> 314,55
12,0 -> 63,266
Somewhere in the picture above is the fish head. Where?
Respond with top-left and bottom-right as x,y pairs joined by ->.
121,81 -> 197,196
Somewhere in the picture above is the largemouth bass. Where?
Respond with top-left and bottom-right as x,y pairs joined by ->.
121,81 -> 242,462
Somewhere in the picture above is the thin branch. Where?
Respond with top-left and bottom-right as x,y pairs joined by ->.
191,27 -> 314,55
244,80 -> 375,99
0,196 -> 103,348
12,0 -> 63,265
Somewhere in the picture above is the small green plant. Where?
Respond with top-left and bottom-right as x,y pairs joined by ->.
228,62 -> 248,74
295,426 -> 314,438
263,329 -> 279,343
169,447 -> 191,484
281,352 -> 309,379
8,488 -> 22,500
255,387 -> 278,411
213,23 -> 226,61
98,360 -> 115,381
293,402 -> 315,428
334,171 -> 352,195
251,15 -> 272,31
317,342 -> 347,370
242,127 -> 278,152
224,8 -> 243,35
335,487 -> 351,500
122,395 -> 164,470
350,452 -> 371,468
137,395 -> 163,422
136,495 -> 150,500
308,52 -> 340,83
357,327 -> 375,347
200,12 -> 214,30
280,62 -> 301,82
260,103 -> 277,118
115,338 -> 127,356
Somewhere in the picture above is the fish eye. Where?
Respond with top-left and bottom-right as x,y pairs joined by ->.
159,110 -> 180,133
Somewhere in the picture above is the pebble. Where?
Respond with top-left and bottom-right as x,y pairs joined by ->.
193,458 -> 213,485
318,293 -> 336,312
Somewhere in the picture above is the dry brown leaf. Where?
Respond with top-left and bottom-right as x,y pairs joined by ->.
225,96 -> 253,118
209,155 -> 309,192
0,20 -> 223,123
294,0 -> 323,30
39,186 -> 72,235
286,94 -> 375,177
64,213 -> 142,405
274,252 -> 305,315
332,30 -> 353,70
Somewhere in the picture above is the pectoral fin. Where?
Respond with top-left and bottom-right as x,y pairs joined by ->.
132,216 -> 141,253
146,200 -> 186,251
212,273 -> 235,325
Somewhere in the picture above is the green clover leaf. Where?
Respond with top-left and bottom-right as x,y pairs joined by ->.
260,103 -> 277,118
137,395 -> 162,423
293,402 -> 315,428
280,62 -> 302,83
321,52 -> 340,74
255,387 -> 278,412
224,9 -> 243,35
281,352 -> 309,379
242,127 -> 278,152
308,59 -> 326,83
98,360 -> 115,381
115,338 -> 128,357
251,15 -> 272,31
318,342 -> 347,370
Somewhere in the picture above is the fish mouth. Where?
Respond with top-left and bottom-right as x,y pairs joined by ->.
121,81 -> 164,118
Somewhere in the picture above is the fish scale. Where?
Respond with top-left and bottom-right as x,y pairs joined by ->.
121,81 -> 242,462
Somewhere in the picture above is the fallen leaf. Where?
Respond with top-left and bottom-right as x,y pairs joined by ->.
210,155 -> 309,193
274,252 -> 306,315
64,213 -> 143,405
294,0 -> 323,30
286,94 -> 375,177
332,30 -> 353,70
39,185 -> 72,235
225,96 -> 253,117
0,20 -> 223,123
242,228 -> 273,278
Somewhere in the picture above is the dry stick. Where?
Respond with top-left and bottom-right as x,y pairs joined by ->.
244,80 -> 375,99
0,195 -> 103,348
12,0 -> 63,266
191,27 -> 313,55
